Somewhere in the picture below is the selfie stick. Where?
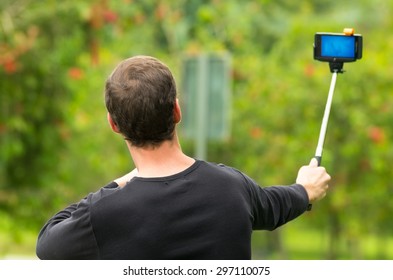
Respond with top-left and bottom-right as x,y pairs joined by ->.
309,28 -> 361,210
314,28 -> 360,166
314,68 -> 339,166
309,66 -> 340,211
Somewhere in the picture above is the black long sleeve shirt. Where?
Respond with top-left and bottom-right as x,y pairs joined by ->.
36,160 -> 309,260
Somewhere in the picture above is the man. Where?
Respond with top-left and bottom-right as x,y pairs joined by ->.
36,55 -> 330,260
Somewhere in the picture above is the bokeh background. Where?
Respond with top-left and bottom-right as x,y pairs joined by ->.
1,0 -> 392,259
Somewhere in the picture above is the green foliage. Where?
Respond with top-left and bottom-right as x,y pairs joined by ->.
1,0 -> 393,259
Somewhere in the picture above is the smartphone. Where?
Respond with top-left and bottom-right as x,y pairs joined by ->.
314,32 -> 362,63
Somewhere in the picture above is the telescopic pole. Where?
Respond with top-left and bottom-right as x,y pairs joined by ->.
314,70 -> 338,166
309,65 -> 342,211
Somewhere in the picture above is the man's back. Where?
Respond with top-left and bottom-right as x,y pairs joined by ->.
93,160 -> 253,259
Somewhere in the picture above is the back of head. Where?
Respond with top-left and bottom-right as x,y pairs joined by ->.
105,56 -> 177,148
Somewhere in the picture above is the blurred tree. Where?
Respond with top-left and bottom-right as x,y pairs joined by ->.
0,0 -> 95,229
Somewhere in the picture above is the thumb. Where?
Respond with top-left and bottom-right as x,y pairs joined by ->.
309,157 -> 319,167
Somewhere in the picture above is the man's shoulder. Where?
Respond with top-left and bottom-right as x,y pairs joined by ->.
87,181 -> 121,205
198,160 -> 236,174
197,160 -> 252,184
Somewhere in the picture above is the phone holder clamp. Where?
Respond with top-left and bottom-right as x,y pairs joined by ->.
329,61 -> 344,73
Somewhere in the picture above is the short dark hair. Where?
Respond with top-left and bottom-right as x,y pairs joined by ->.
105,56 -> 177,148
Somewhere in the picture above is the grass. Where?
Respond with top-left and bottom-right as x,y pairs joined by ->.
252,221 -> 393,260
0,211 -> 38,259
0,230 -> 38,259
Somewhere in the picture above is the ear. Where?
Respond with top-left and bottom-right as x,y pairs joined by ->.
173,98 -> 182,124
107,112 -> 121,133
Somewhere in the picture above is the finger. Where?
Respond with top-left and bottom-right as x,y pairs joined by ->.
309,157 -> 319,167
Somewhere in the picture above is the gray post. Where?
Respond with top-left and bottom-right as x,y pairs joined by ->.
195,55 -> 208,160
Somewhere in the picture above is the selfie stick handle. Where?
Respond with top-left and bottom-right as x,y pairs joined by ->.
315,71 -> 338,166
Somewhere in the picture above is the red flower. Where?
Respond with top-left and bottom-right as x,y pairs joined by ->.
103,10 -> 118,24
68,67 -> 84,80
3,58 -> 18,74
250,127 -> 263,140
368,126 -> 385,144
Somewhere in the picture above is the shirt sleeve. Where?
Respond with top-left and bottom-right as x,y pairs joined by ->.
36,181 -> 119,259
236,171 -> 309,230
250,183 -> 310,230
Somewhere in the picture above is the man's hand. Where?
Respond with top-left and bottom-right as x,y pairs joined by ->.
114,168 -> 138,187
296,158 -> 331,203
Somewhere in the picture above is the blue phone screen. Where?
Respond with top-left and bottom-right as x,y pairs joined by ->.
321,35 -> 355,58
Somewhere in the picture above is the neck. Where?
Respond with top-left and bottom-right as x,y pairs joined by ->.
127,134 -> 195,178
